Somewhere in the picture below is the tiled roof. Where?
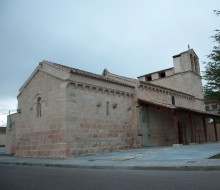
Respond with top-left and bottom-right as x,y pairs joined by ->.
103,69 -> 138,84
173,48 -> 198,59
44,61 -> 134,88
137,67 -> 174,78
138,99 -> 220,118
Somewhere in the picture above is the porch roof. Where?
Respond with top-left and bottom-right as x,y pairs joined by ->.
137,99 -> 220,119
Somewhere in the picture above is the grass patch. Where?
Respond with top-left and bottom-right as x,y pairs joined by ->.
209,153 -> 220,159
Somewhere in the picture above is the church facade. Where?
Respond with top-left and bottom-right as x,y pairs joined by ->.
5,49 -> 220,157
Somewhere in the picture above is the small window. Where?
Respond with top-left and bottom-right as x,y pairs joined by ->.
171,96 -> 175,105
205,106 -> 209,111
212,104 -> 217,110
190,54 -> 194,72
37,97 -> 42,117
145,75 -> 152,81
194,57 -> 198,73
159,72 -> 166,78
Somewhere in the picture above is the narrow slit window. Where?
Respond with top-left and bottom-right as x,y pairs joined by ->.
190,54 -> 195,72
37,97 -> 42,117
194,56 -> 198,74
106,101 -> 109,116
171,96 -> 175,105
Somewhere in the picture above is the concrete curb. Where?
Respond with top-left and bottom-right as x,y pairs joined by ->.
2,143 -> 220,171
1,161 -> 220,171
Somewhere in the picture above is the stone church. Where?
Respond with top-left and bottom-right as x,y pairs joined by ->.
5,49 -> 220,157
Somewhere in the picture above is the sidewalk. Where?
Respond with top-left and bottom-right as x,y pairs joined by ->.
1,143 -> 220,171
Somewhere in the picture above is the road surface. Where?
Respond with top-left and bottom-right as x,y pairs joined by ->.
0,165 -> 220,190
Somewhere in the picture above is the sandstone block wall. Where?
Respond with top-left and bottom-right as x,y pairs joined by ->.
206,123 -> 220,142
138,105 -> 207,147
177,112 -> 204,144
5,113 -> 17,154
137,84 -> 197,110
14,71 -> 68,157
144,106 -> 176,146
149,72 -> 204,101
65,83 -> 141,156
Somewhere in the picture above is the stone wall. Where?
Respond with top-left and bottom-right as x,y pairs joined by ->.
14,71 -> 68,157
137,83 -> 197,110
137,105 -> 207,147
176,112 -> 204,144
173,50 -> 200,75
65,81 -> 141,156
5,113 -> 17,154
0,127 -> 6,146
149,72 -> 204,101
146,106 -> 176,146
207,123 -> 220,142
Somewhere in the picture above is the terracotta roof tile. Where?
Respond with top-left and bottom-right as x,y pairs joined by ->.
44,61 -> 135,88
138,99 -> 220,118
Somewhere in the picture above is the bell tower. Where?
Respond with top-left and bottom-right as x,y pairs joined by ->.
173,49 -> 200,75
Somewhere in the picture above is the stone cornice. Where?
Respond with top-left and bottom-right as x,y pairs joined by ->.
138,82 -> 194,100
66,80 -> 134,98
43,60 -> 135,88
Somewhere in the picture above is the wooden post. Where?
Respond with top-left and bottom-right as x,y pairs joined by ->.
213,118 -> 218,142
189,114 -> 195,143
202,117 -> 208,142
173,111 -> 179,144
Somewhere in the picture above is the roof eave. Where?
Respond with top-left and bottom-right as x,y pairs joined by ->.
138,99 -> 220,119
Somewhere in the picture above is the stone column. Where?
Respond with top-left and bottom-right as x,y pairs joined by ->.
213,118 -> 218,142
189,114 -> 195,143
202,117 -> 208,142
173,111 -> 179,144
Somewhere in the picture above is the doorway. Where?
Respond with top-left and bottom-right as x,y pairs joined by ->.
139,105 -> 149,146
178,122 -> 187,144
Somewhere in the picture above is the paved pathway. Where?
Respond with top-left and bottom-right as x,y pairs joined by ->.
1,143 -> 220,170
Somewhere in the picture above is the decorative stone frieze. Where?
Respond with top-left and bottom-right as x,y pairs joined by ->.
68,81 -> 134,98
138,83 -> 194,101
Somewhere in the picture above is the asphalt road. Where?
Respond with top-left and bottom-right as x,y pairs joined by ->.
0,165 -> 220,190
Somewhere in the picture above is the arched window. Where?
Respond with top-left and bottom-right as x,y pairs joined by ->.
37,97 -> 41,117
190,54 -> 194,72
194,56 -> 198,74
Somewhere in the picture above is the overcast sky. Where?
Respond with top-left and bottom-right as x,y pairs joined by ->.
0,0 -> 219,126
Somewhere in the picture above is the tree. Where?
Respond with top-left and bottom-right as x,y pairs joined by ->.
203,10 -> 220,101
